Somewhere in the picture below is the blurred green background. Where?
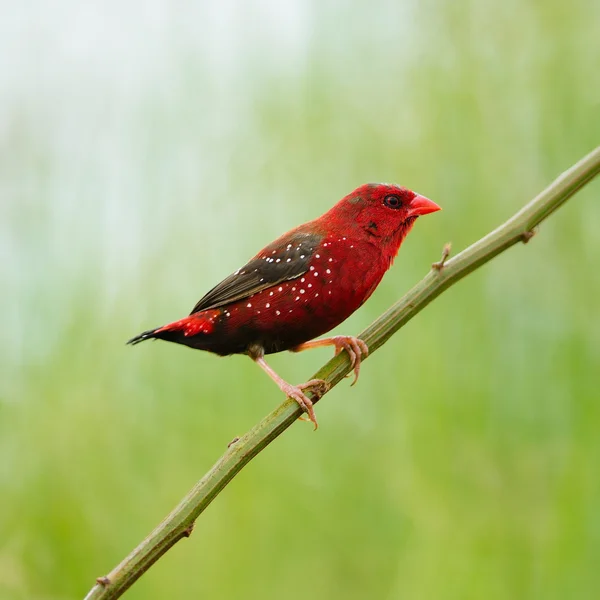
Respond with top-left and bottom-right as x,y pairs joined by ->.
2,1 -> 599,598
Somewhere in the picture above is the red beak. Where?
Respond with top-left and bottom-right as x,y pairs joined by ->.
407,194 -> 441,218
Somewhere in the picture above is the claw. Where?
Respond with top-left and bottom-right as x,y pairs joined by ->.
330,336 -> 369,385
280,379 -> 328,430
253,354 -> 329,430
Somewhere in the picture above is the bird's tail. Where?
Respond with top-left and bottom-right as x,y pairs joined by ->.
127,313 -> 217,347
127,326 -> 163,345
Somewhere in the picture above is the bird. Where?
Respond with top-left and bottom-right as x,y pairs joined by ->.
128,183 -> 440,428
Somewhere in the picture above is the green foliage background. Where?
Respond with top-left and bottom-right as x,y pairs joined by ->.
2,1 -> 599,598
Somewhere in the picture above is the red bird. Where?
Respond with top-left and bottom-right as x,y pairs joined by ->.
128,184 -> 440,428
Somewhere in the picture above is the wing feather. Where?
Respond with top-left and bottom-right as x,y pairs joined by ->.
190,230 -> 322,314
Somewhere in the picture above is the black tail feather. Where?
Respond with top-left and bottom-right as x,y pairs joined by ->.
126,328 -> 160,345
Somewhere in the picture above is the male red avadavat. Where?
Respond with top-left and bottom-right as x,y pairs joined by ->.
128,184 -> 440,428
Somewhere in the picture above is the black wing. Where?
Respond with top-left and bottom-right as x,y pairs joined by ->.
190,230 -> 322,314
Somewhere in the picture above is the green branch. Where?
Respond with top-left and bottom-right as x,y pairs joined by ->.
84,146 -> 600,600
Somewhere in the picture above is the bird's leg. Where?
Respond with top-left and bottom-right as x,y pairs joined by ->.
251,354 -> 328,430
291,336 -> 369,385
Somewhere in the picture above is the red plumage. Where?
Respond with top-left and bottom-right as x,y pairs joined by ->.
128,183 -> 440,427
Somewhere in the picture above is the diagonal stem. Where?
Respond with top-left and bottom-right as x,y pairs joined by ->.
84,146 -> 600,600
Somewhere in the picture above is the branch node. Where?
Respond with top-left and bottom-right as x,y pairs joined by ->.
432,242 -> 452,271
521,229 -> 536,244
310,380 -> 330,398
96,576 -> 111,587
227,436 -> 240,448
183,522 -> 195,538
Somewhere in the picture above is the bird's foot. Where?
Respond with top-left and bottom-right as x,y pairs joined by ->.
329,336 -> 369,385
292,336 -> 369,385
280,378 -> 329,430
253,354 -> 329,430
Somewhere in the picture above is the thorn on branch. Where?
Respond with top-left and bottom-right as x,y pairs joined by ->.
227,436 -> 240,448
521,230 -> 536,244
432,243 -> 452,271
96,576 -> 111,587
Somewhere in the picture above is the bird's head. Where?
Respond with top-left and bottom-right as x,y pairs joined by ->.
324,183 -> 441,246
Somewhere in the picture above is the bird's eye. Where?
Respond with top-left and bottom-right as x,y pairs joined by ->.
384,195 -> 401,209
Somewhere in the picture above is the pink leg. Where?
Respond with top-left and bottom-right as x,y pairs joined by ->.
253,355 -> 328,430
292,336 -> 369,385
